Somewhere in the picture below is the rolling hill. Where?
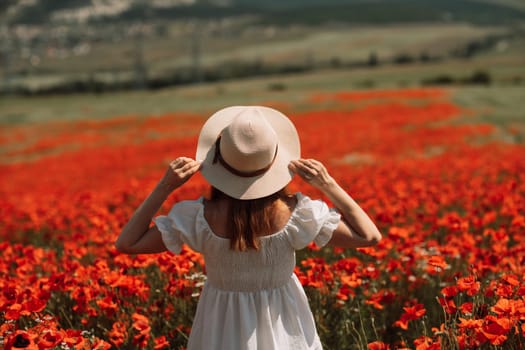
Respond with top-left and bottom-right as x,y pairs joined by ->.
2,0 -> 524,25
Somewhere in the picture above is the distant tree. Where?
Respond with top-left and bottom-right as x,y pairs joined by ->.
464,70 -> 491,85
421,75 -> 455,86
0,0 -> 17,14
330,57 -> 342,68
419,51 -> 431,62
393,53 -> 415,65
368,51 -> 378,67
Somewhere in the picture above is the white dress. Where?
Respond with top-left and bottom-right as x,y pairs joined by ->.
154,193 -> 341,350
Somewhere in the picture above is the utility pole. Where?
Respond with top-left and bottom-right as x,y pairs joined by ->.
1,19 -> 12,94
191,22 -> 201,83
133,0 -> 149,90
133,26 -> 147,90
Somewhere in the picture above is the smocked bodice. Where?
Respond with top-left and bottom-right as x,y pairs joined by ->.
202,230 -> 296,291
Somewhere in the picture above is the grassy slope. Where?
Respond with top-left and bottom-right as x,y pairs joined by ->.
7,23 -> 506,83
1,49 -> 523,120
7,0 -> 525,24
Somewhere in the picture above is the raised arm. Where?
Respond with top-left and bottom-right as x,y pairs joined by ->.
289,159 -> 382,249
115,157 -> 201,254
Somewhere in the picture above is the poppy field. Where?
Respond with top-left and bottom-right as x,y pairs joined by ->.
1,87 -> 524,349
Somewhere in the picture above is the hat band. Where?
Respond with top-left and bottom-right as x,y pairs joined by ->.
213,136 -> 278,178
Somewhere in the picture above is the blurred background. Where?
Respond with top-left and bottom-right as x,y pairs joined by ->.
0,0 -> 524,122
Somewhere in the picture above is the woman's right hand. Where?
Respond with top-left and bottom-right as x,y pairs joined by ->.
288,158 -> 335,190
159,157 -> 202,192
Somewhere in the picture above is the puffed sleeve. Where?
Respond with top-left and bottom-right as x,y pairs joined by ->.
285,193 -> 341,250
154,198 -> 208,253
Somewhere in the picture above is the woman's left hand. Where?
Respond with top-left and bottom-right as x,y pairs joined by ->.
159,157 -> 202,192
289,158 -> 335,190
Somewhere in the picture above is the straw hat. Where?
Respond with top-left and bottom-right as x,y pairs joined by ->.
196,106 -> 300,200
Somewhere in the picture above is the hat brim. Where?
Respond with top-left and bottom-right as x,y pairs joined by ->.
196,106 -> 300,200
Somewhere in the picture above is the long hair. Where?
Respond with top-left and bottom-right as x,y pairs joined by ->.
210,187 -> 290,251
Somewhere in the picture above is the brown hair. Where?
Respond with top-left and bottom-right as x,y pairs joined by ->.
210,187 -> 289,251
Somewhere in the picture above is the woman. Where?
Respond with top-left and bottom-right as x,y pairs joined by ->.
115,106 -> 382,349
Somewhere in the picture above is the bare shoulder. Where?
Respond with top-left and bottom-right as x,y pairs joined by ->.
283,193 -> 298,212
272,193 -> 298,230
202,198 -> 230,237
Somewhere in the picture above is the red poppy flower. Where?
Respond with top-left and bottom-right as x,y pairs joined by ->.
437,297 -> 457,315
414,336 -> 440,350
132,313 -> 151,348
426,255 -> 448,273
37,329 -> 65,349
63,329 -> 83,347
4,330 -> 38,350
479,316 -> 513,345
394,303 -> 426,330
109,321 -> 128,347
459,302 -> 473,315
457,275 -> 480,296
440,286 -> 458,298
154,336 -> 170,350
368,341 -> 390,350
